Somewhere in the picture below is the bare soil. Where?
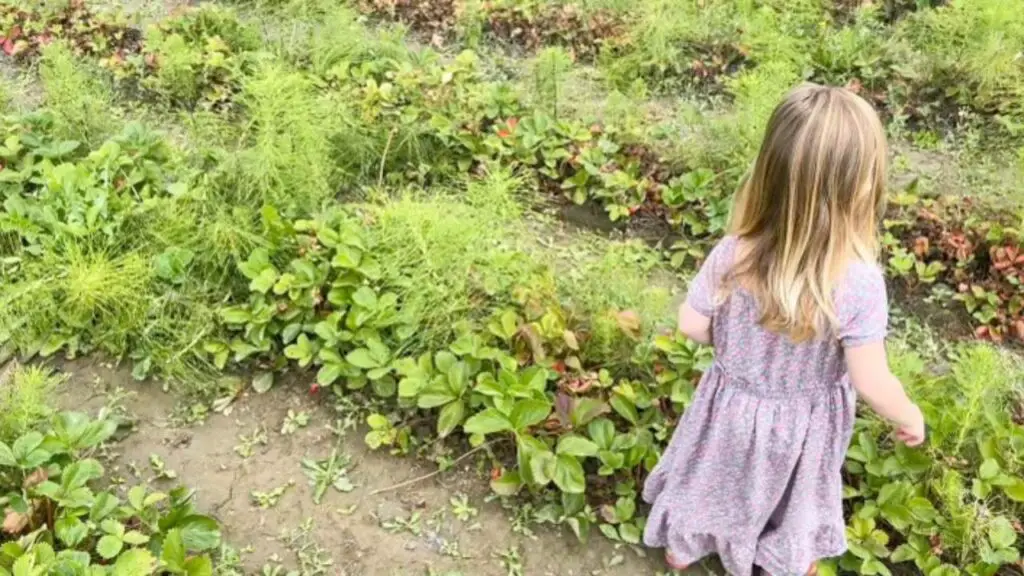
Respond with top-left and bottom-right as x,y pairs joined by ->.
56,358 -> 701,576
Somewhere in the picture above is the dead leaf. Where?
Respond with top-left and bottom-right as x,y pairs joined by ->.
614,310 -> 641,338
3,510 -> 29,534
22,468 -> 47,489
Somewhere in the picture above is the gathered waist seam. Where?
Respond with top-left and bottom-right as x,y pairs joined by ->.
710,361 -> 846,400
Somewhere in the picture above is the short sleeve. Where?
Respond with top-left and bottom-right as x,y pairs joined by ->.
839,263 -> 889,347
685,236 -> 736,317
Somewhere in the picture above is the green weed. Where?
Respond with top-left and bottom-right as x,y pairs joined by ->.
225,63 -> 340,213
39,41 -> 118,147
0,363 -> 62,442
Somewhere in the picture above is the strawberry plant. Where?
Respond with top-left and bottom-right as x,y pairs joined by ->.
109,6 -> 259,110
0,412 -> 224,575
0,0 -> 140,61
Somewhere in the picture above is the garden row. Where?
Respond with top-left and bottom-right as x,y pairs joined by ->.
353,0 -> 1024,130
204,202 -> 1024,576
0,365 -> 230,576
0,1 -> 1023,574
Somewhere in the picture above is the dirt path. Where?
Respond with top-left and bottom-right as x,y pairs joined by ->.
57,359 -> 699,576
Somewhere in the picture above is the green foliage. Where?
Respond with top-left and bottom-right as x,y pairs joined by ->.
220,64 -> 340,214
0,364 -> 62,443
39,42 -> 117,147
893,0 -> 1024,116
839,344 -> 1024,574
0,412 -> 224,576
2,2 -> 1023,574
528,47 -> 574,120
117,5 -> 259,110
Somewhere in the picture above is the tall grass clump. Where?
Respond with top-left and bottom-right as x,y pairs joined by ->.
222,64 -> 340,213
555,238 -> 674,363
0,246 -> 151,356
39,42 -> 118,147
364,179 -> 540,349
893,0 -> 1024,117
682,60 -> 801,177
601,0 -> 741,90
0,363 -> 62,442
529,47 -> 575,120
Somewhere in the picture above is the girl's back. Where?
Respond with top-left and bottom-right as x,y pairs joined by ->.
696,235 -> 888,399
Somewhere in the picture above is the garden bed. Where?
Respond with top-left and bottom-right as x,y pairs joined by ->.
1,1 -> 1023,575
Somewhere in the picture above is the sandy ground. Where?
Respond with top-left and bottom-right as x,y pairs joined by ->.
56,358 -> 702,576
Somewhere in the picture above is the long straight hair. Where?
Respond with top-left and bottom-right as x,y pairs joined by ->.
727,83 -> 888,341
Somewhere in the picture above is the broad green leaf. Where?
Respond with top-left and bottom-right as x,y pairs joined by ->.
556,435 -> 599,458
618,522 -> 641,545
599,523 -> 621,542
529,451 -> 556,486
331,245 -> 362,269
237,249 -> 271,280
988,516 -> 1017,549
90,492 -> 120,522
371,377 -> 395,397
62,459 -> 103,489
317,363 -> 344,386
979,458 -> 1000,480
122,531 -> 149,545
587,418 -> 616,450
179,515 -> 221,551
614,497 -> 636,522
112,549 -> 156,576
96,535 -> 122,560
251,372 -> 274,394
890,544 -> 917,563
417,389 -> 458,409
570,398 -> 608,428
463,409 -> 513,436
398,376 -> 425,398
55,516 -> 88,547
12,432 -> 43,461
608,395 -> 638,425
552,454 -> 586,494
219,307 -> 250,325
364,431 -> 385,450
1003,478 -> 1024,502
101,519 -> 124,537
509,399 -> 552,431
346,348 -> 381,369
490,471 -> 522,496
434,351 -> 456,373
161,530 -> 186,570
367,414 -> 390,430
127,485 -> 146,510
351,287 -> 377,309
0,442 -> 16,467
249,268 -> 277,294
184,556 -> 213,576
437,401 -> 466,438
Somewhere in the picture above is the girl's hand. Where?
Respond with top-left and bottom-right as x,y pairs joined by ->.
895,404 -> 926,447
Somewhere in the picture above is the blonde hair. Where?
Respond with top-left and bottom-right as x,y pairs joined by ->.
728,83 -> 888,341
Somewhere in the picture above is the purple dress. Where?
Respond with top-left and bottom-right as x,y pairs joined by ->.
642,236 -> 888,575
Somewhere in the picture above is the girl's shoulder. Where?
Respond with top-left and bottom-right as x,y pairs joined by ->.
843,258 -> 885,284
838,258 -> 887,305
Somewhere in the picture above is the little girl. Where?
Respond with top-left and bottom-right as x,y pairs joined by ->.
643,84 -> 926,575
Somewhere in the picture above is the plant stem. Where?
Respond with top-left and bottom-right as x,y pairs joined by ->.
369,440 -> 498,496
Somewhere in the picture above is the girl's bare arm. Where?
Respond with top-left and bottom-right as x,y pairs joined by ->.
678,303 -> 712,345
845,341 -> 925,444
